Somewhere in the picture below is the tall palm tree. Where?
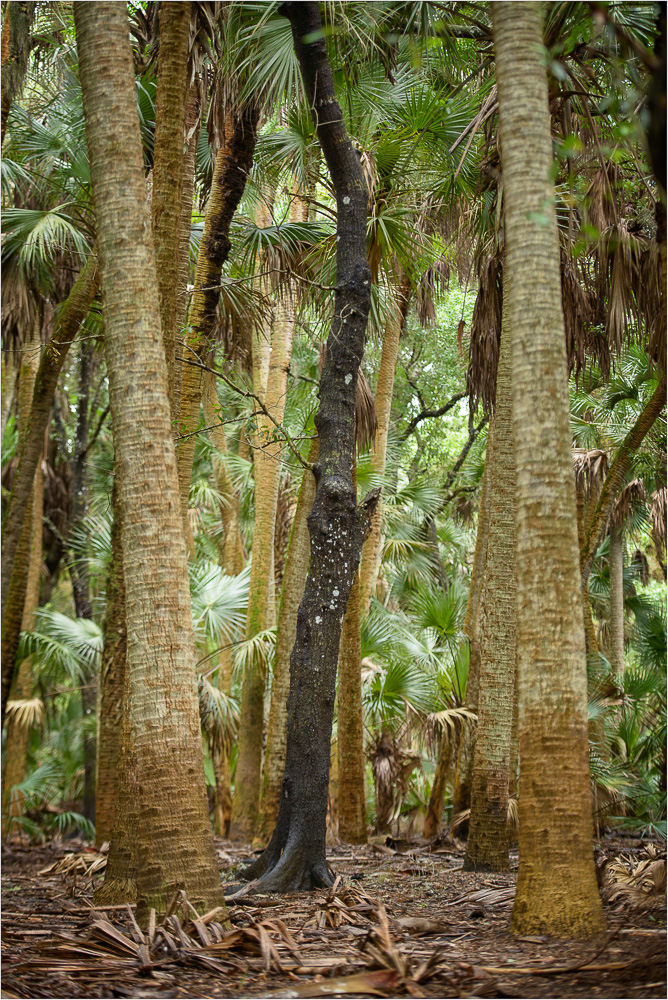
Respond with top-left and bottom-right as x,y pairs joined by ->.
492,1 -> 605,938
75,0 -> 224,920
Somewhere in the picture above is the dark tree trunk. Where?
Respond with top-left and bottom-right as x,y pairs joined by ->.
70,340 -> 97,825
240,1 -> 377,892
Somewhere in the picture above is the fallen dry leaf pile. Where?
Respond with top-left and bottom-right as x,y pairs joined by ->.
1,836 -> 665,998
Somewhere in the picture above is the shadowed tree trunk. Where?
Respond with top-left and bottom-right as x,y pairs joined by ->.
492,1 -> 605,938
447,426 -> 493,834
256,439 -> 318,845
94,471 -> 126,847
1,259 -> 99,720
76,0 -> 224,921
1,1 -> 36,145
464,321 -> 516,873
2,317 -> 43,834
608,523 -> 625,677
177,104 -> 259,533
337,458 -> 367,844
239,1 -> 377,892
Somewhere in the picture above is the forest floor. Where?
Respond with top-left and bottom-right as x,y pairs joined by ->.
1,832 -> 665,1000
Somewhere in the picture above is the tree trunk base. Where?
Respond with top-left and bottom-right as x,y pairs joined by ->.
93,877 -> 137,906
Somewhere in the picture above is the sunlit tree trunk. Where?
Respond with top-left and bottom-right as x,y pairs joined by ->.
464,322 -> 515,872
76,0 -> 225,920
358,276 -> 411,614
492,1 -> 605,938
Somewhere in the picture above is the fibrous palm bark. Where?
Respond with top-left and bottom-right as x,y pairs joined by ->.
608,523 -> 625,677
1,1 -> 36,145
239,1 -> 377,891
151,0 -> 191,419
2,317 -> 43,832
255,438 -> 318,845
177,104 -> 259,533
464,322 -> 516,872
1,259 -> 99,720
75,1 -> 224,920
492,1 -> 605,938
579,372 -> 666,590
358,275 -> 411,614
231,198 -> 303,840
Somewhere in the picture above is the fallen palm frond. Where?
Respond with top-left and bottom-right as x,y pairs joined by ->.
600,844 -> 667,910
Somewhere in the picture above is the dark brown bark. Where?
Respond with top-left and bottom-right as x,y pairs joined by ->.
239,1 -> 377,892
1,256 -> 100,717
1,1 -> 36,145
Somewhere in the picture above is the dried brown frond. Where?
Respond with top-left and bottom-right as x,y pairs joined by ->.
601,846 -> 667,911
631,548 -> 650,586
573,448 -> 609,502
611,477 -> 647,529
4,696 -> 44,730
583,163 -> 623,236
561,253 -> 609,383
415,256 -> 450,328
467,253 -> 502,414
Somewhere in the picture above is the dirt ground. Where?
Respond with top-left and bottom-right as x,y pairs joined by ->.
1,833 -> 665,999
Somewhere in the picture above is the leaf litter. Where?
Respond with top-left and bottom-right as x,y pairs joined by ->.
1,834 -> 665,998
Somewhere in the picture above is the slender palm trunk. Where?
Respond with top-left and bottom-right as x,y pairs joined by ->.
231,198 -> 303,841
493,1 -> 605,938
177,105 -> 259,532
608,524 -> 625,677
337,458 -> 367,843
95,472 -> 126,847
580,373 -> 666,590
1,260 -> 99,719
449,425 -> 493,830
2,318 -> 43,833
358,277 -> 411,614
1,353 -> 17,438
464,323 -> 516,873
76,1 -> 224,920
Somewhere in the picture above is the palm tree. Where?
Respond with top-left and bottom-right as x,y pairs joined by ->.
75,0 -> 224,920
492,1 -> 605,938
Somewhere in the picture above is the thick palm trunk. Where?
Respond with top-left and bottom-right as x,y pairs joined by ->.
177,105 -> 259,531
2,319 -> 43,832
239,2 -> 376,891
492,1 -> 605,938
358,277 -> 411,614
76,1 -> 224,920
1,260 -> 99,719
464,323 -> 516,873
608,524 -> 625,677
151,1 -> 191,419
231,202 -> 302,841
256,439 -> 318,845
337,458 -> 367,844
1,1 -> 35,145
